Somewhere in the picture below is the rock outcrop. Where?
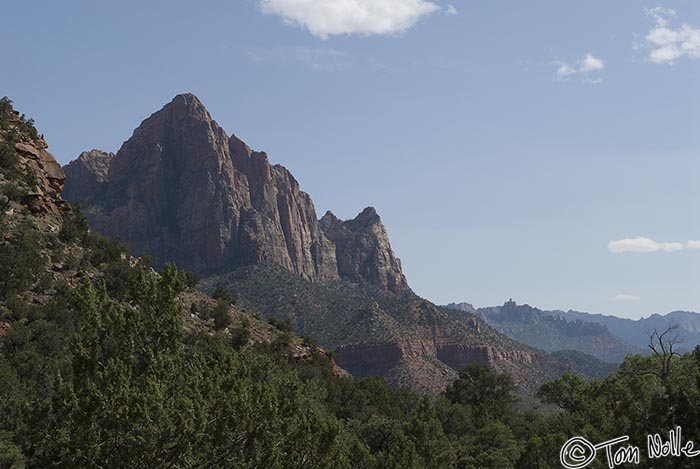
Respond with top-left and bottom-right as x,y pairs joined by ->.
62,149 -> 114,203
320,208 -> 409,294
62,94 -> 406,290
0,121 -> 68,216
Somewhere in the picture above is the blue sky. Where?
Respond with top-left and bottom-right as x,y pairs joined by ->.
3,1 -> 700,318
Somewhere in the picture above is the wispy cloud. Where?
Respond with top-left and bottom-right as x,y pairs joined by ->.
445,4 -> 458,16
610,293 -> 640,301
687,240 -> 700,249
611,294 -> 640,302
259,0 -> 444,39
608,237 -> 684,253
642,7 -> 700,64
246,46 -> 351,71
556,64 -> 576,80
578,54 -> 605,73
555,53 -> 605,83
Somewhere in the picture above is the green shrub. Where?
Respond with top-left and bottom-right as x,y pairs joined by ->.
211,286 -> 234,305
180,270 -> 200,288
230,325 -> 250,349
85,233 -> 124,266
272,331 -> 293,351
211,300 -> 231,331
59,208 -> 89,243
0,181 -> 26,203
0,220 -> 45,298
268,316 -> 293,333
0,432 -> 25,469
0,142 -> 18,175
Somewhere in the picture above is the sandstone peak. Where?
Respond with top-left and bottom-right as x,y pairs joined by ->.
62,149 -> 114,203
358,206 -> 378,218
165,93 -> 208,117
126,93 -> 222,147
63,95 -> 339,280
346,206 -> 381,231
321,206 -> 410,294
319,210 -> 341,229
63,95 -> 408,294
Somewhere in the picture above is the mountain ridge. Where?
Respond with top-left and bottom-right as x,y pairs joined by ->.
470,300 -> 642,363
62,93 -> 407,293
446,299 -> 700,359
545,308 -> 700,351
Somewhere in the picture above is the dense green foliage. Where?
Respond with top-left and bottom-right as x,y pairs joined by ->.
3,217 -> 698,467
3,230 -> 699,469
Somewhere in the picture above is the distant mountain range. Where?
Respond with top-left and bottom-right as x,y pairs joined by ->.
544,309 -> 700,352
446,300 -> 700,362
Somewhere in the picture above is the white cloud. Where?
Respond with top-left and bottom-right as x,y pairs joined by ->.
579,53 -> 605,73
446,4 -> 457,15
687,240 -> 700,249
555,53 -> 605,83
643,7 -> 700,64
608,237 -> 684,253
259,0 -> 441,39
611,294 -> 640,302
556,64 -> 576,80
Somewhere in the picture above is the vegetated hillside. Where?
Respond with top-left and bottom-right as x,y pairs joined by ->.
547,309 -> 700,351
459,300 -> 643,363
548,350 -> 618,379
200,264 -> 604,394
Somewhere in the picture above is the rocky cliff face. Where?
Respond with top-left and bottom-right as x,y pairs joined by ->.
61,149 -> 114,203
227,134 -> 339,280
320,208 -> 409,294
62,94 -> 347,280
0,116 -> 68,217
63,94 -> 408,290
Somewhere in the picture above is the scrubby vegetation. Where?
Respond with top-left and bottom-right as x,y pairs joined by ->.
2,216 -> 700,468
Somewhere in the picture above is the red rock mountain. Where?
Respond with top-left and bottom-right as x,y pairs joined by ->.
62,94 -> 407,292
62,94 -> 591,393
61,149 -> 114,203
320,208 -> 409,294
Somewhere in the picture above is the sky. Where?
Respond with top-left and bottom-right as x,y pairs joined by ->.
2,0 -> 700,319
